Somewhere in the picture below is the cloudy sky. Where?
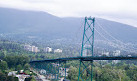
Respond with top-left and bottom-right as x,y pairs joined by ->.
0,0 -> 137,27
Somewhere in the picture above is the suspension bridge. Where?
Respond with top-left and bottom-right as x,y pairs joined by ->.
30,17 -> 137,81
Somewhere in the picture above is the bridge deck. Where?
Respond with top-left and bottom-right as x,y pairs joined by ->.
30,56 -> 137,63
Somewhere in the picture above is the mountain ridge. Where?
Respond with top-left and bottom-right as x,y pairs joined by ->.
0,7 -> 137,44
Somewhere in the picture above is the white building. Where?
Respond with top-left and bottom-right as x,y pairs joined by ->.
24,45 -> 39,53
112,60 -> 120,64
44,47 -> 52,53
113,50 -> 121,56
112,50 -> 121,63
24,45 -> 32,51
16,74 -> 30,81
54,49 -> 62,53
39,69 -> 46,75
128,55 -> 132,57
102,51 -> 109,56
8,71 -> 17,77
31,46 -> 39,53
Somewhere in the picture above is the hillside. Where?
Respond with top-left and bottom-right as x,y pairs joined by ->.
0,7 -> 137,52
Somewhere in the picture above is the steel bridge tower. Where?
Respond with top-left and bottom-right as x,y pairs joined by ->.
78,17 -> 95,81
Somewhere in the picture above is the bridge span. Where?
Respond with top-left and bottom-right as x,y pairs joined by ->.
30,56 -> 137,63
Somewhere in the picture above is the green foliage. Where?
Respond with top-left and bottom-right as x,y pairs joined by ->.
0,71 -> 19,81
0,40 -> 26,55
31,75 -> 36,81
0,50 -> 7,59
14,77 -> 19,81
0,72 -> 7,81
4,55 -> 29,69
66,61 -> 79,68
67,62 -> 136,81
126,65 -> 137,81
98,68 -> 130,81
24,63 -> 30,70
0,39 -> 137,81
25,70 -> 30,74
7,76 -> 14,81
0,61 -> 8,71
67,66 -> 78,81
16,64 -> 22,71
5,76 -> 19,81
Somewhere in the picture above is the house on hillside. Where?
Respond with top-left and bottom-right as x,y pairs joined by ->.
44,47 -> 52,53
54,49 -> 62,53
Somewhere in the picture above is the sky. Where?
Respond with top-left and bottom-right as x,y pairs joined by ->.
0,0 -> 137,27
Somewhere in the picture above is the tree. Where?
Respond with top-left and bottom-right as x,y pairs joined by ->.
67,66 -> 78,81
93,67 -> 102,81
0,50 -> 6,59
0,72 -> 7,81
117,69 -> 130,81
7,76 -> 14,81
24,63 -> 30,70
31,75 -> 36,81
0,61 -> 8,70
4,56 -> 30,69
4,56 -> 17,68
133,73 -> 137,81
126,65 -> 137,81
17,64 -> 22,71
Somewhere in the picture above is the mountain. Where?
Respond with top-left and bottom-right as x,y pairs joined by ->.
0,7 -> 137,51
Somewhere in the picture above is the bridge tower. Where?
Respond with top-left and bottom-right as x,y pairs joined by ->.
78,17 -> 95,81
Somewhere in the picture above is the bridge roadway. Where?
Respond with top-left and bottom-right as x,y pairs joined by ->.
30,56 -> 137,63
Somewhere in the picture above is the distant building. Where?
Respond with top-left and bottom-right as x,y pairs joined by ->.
54,49 -> 62,53
24,45 -> 39,53
31,46 -> 39,53
52,63 -> 59,67
112,50 -> 121,63
31,46 -> 35,52
8,71 -> 17,77
59,67 -> 69,76
102,51 -> 109,56
113,50 -> 120,56
112,60 -> 120,64
45,74 -> 56,80
128,55 -> 132,57
16,74 -> 30,81
44,47 -> 52,53
24,45 -> 32,51
39,69 -> 46,75
83,46 -> 92,56
20,70 -> 24,73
